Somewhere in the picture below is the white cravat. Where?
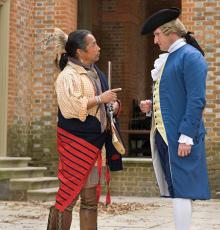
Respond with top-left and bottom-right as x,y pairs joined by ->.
151,38 -> 193,145
151,53 -> 169,81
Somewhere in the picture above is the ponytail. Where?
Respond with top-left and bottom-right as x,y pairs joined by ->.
59,53 -> 69,71
183,32 -> 205,56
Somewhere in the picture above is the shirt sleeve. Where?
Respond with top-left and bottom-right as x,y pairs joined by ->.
178,134 -> 194,145
55,72 -> 89,121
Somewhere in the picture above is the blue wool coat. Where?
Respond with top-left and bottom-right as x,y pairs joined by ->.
151,44 -> 210,200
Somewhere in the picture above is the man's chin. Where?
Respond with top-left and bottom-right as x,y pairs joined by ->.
159,47 -> 168,52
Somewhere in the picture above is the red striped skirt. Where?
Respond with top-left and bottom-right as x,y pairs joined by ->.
55,127 -> 102,212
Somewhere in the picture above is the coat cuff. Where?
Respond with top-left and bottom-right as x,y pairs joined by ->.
178,117 -> 199,139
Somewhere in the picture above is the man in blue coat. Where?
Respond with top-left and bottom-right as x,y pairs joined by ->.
139,7 -> 210,230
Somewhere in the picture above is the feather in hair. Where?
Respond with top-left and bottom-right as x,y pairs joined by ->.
40,27 -> 68,51
54,27 -> 68,51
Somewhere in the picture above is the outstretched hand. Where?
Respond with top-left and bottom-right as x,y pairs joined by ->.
100,88 -> 122,103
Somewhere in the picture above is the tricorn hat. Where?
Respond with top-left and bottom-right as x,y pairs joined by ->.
141,7 -> 181,35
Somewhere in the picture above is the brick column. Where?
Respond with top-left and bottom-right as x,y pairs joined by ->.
182,0 -> 220,197
7,0 -> 77,175
29,0 -> 77,174
7,0 -> 33,157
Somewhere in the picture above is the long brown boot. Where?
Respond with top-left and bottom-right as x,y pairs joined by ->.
47,203 -> 74,230
80,187 -> 98,230
47,206 -> 57,230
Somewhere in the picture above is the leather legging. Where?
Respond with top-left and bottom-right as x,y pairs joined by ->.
47,167 -> 99,230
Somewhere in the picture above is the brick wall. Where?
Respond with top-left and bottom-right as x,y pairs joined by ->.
109,158 -> 160,197
182,0 -> 220,198
29,0 -> 58,174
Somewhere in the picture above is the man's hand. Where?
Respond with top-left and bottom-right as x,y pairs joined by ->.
178,143 -> 192,157
112,101 -> 120,115
139,100 -> 152,113
100,88 -> 122,104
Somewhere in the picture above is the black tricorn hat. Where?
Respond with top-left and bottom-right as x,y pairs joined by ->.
141,7 -> 181,35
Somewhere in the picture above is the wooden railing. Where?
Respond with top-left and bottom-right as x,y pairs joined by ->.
121,129 -> 150,134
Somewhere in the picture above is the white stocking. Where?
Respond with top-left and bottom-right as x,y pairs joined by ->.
173,198 -> 192,230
